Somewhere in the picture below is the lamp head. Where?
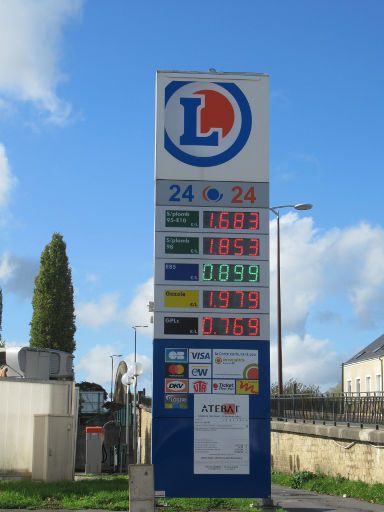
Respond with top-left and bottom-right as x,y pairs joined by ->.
121,372 -> 134,387
294,203 -> 313,211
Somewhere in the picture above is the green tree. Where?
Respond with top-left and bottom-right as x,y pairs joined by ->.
271,378 -> 320,396
30,233 -> 76,353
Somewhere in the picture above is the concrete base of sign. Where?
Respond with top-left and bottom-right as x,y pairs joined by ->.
129,464 -> 155,512
260,497 -> 276,511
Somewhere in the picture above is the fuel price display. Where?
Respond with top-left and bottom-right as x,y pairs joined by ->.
202,316 -> 260,337
203,290 -> 260,310
203,211 -> 259,230
203,237 -> 259,256
203,263 -> 259,282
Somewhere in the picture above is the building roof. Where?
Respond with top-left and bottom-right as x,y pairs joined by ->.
344,334 -> 384,365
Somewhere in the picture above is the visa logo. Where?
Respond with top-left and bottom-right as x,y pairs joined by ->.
189,349 -> 211,362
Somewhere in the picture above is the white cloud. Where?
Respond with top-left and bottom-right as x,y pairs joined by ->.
76,278 -> 154,336
0,144 -> 16,211
270,334 -> 340,390
76,293 -> 120,328
0,0 -> 83,124
0,252 -> 39,298
122,278 -> 154,336
76,345 -> 152,394
270,213 -> 384,335
85,273 -> 99,284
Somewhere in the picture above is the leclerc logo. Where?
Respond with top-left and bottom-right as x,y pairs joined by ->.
164,81 -> 252,167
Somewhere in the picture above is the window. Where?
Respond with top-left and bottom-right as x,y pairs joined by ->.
356,378 -> 361,394
376,374 -> 382,392
347,380 -> 352,394
366,376 -> 371,394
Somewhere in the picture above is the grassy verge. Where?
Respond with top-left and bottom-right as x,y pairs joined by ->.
272,470 -> 384,505
0,475 -> 285,511
0,475 -> 129,510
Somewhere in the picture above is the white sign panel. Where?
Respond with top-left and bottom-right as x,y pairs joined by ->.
156,71 -> 269,182
213,349 -> 259,379
194,394 -> 249,474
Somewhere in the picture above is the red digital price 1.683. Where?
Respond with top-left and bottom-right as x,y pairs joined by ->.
203,211 -> 260,230
202,316 -> 260,336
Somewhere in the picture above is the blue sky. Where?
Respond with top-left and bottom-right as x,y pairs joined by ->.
0,0 -> 383,392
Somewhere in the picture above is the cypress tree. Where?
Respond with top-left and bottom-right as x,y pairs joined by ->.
30,233 -> 76,353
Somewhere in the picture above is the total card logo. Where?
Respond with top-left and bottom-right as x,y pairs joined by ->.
189,379 -> 211,394
189,364 -> 212,379
189,349 -> 211,363
212,379 -> 236,394
164,81 -> 252,168
165,378 -> 188,393
165,348 -> 188,363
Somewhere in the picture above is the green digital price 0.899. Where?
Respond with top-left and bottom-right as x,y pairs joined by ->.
203,263 -> 259,282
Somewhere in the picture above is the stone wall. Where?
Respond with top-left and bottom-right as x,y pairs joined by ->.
271,420 -> 384,484
135,410 -> 384,484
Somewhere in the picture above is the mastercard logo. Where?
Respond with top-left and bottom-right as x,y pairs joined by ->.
168,364 -> 185,375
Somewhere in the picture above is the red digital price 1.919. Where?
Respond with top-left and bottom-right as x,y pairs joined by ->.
203,211 -> 259,230
202,317 -> 260,336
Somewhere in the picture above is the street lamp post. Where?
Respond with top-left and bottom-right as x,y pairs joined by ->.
131,325 -> 147,464
121,372 -> 134,465
109,354 -> 122,400
269,203 -> 313,396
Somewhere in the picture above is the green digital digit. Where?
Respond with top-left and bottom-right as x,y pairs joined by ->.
219,264 -> 230,281
203,263 -> 213,281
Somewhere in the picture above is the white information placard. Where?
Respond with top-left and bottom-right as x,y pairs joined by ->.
194,394 -> 249,474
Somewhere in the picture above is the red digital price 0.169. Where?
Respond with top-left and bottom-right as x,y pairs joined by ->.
202,316 -> 260,336
203,290 -> 260,310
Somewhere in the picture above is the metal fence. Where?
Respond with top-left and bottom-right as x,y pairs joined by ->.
271,393 -> 384,426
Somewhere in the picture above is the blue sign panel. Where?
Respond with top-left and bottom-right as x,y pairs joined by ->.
152,339 -> 271,497
164,262 -> 199,281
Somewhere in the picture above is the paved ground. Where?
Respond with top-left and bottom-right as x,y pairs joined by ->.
272,484 -> 384,511
1,485 -> 383,512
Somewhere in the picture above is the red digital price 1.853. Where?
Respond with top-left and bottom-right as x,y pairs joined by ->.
202,316 -> 260,336
203,237 -> 259,256
203,211 -> 259,230
203,290 -> 260,310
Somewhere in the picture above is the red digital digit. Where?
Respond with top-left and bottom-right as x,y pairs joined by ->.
222,317 -> 230,334
248,318 -> 260,336
248,291 -> 259,309
233,212 -> 245,229
219,238 -> 230,255
249,238 -> 259,256
235,290 -> 245,308
218,291 -> 229,309
209,238 -> 215,254
219,212 -> 229,229
209,212 -> 215,228
231,186 -> 243,203
208,291 -> 214,308
249,212 -> 259,230
233,238 -> 244,256
244,186 -> 256,203
202,317 -> 213,335
233,317 -> 244,336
